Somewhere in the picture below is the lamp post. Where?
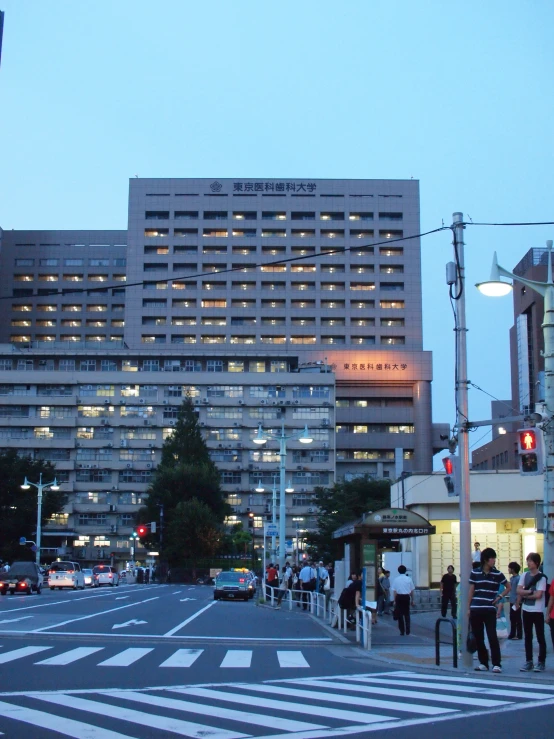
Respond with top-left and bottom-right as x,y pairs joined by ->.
20,473 -> 60,567
253,422 -> 312,572
293,517 -> 304,565
477,239 -> 554,580
129,531 -> 139,564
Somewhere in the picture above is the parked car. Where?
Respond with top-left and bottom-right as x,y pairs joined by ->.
82,568 -> 94,587
0,561 -> 42,595
213,571 -> 252,601
92,565 -> 119,587
47,561 -> 85,590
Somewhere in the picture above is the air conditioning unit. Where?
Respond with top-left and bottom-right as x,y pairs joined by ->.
202,398 -> 209,403
238,400 -> 244,405
139,398 -> 145,404
321,419 -> 330,426
200,421 -> 206,427
323,442 -> 329,449
119,399 -> 126,404
146,463 -> 152,469
308,507 -> 314,513
272,401 -> 277,405
109,504 -> 116,512
294,400 -> 300,405
76,442 -> 81,447
248,464 -> 254,470
126,463 -> 133,469
278,400 -> 284,405
194,399 -> 200,404
169,420 -> 176,426
101,419 -> 108,425
144,420 -> 150,426
107,442 -> 113,448
163,400 -> 169,405
233,422 -> 240,427
104,399 -> 110,405
77,463 -> 84,469
323,401 -> 330,406
76,398 -> 81,403
237,442 -> 242,448
218,443 -> 223,448
301,487 -> 307,492
83,464 -> 91,469
110,525 -> 117,534
121,440 -> 128,447
91,464 -> 98,469
260,400 -> 266,405
148,443 -> 155,448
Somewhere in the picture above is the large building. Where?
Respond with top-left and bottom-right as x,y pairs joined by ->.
472,247 -> 548,471
0,177 -> 448,565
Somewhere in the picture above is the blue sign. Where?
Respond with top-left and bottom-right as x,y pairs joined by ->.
30,545 -> 37,552
19,537 -> 26,545
286,540 -> 293,547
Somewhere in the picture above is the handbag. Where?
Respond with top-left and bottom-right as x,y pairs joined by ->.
323,576 -> 331,591
466,629 -> 478,653
496,615 -> 508,639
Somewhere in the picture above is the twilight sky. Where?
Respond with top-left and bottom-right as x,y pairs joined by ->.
1,1 -> 553,467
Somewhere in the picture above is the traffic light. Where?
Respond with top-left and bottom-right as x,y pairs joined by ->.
517,428 -> 542,476
442,454 -> 460,497
136,524 -> 148,538
247,512 -> 254,529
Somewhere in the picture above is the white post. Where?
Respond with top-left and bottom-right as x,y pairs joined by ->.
453,212 -> 472,669
35,473 -> 43,567
541,273 -> 554,578
278,425 -> 287,573
271,477 -> 277,561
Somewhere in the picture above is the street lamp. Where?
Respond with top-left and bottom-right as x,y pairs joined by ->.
20,473 -> 60,566
253,422 -> 312,571
292,516 -> 304,565
129,531 -> 139,564
477,239 -> 554,579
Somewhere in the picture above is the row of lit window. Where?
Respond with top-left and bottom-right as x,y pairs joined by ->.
142,298 -> 404,310
11,320 -> 124,328
14,274 -> 126,282
0,358 -> 290,373
336,424 -> 414,434
143,245 -> 403,257
140,335 -> 406,345
14,258 -> 126,267
142,281 -> 404,291
13,304 -> 124,313
145,210 -> 401,222
142,263 -> 403,274
145,228 -> 402,239
141,317 -> 404,327
11,335 -> 123,343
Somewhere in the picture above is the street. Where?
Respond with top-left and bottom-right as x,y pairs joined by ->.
0,583 -> 553,738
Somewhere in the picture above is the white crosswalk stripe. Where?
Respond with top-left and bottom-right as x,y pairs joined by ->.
159,648 -> 203,668
0,671 -> 552,738
98,648 -> 153,667
36,647 -> 104,666
0,646 -> 51,663
220,649 -> 252,668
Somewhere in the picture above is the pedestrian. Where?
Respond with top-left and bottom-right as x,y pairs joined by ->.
507,561 -> 522,640
468,547 -> 510,673
338,572 -> 361,627
317,561 -> 328,593
472,542 -> 481,567
299,560 -> 316,611
382,570 -> 391,614
440,565 -> 458,619
266,562 -> 278,599
391,565 -> 415,636
517,552 -> 547,672
275,562 -> 292,608
545,577 -> 554,650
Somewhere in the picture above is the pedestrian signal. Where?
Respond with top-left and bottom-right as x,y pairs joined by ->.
517,428 -> 541,476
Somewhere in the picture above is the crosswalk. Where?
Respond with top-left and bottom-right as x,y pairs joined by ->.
0,644 -> 311,670
0,671 -> 553,738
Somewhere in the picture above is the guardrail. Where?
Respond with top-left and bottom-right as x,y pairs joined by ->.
262,582 -> 372,650
435,617 -> 458,668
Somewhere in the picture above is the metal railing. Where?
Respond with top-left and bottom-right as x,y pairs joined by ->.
435,617 -> 458,668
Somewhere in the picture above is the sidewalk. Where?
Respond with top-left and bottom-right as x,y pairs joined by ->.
357,608 -> 553,682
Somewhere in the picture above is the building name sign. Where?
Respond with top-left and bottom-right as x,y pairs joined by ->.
383,527 -> 431,535
343,363 -> 408,371
230,181 -> 317,193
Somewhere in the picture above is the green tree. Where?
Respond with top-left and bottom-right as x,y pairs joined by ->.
138,397 -> 229,558
0,450 -> 68,563
164,498 -> 220,575
306,475 -> 391,561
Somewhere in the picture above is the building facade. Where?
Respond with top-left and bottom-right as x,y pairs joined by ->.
0,177 -> 448,565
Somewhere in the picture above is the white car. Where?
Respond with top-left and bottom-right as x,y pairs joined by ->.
92,565 -> 119,587
48,561 -> 85,590
82,568 -> 94,587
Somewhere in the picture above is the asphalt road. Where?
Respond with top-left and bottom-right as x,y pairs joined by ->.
0,582 -> 552,738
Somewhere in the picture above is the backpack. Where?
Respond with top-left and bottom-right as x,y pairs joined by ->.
522,571 -> 546,607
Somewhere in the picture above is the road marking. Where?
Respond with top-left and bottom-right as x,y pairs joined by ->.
112,689 -> 327,732
159,649 -> 203,668
98,648 -> 153,667
0,616 -> 34,624
239,683 -> 457,716
277,650 -> 310,668
30,630 -> 332,641
220,650 -> 252,668
112,619 -> 148,630
0,646 -> 51,664
172,590 -> 183,594
385,671 -> 554,693
34,693 -> 250,739
114,596 -> 129,600
164,599 -> 218,636
300,678 -> 509,707
179,597 -> 197,602
0,700 -> 134,739
36,647 -> 104,666
178,687 -> 393,725
31,596 -> 159,633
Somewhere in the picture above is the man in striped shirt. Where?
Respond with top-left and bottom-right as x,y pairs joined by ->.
468,547 -> 510,673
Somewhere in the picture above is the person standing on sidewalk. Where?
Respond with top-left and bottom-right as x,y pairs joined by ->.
440,565 -> 458,619
391,565 -> 415,636
517,552 -> 547,673
468,547 -> 510,673
507,561 -> 523,640
545,578 -> 554,650
472,542 -> 482,567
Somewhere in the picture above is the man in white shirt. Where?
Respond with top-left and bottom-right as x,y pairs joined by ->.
517,553 -> 547,672
299,561 -> 316,611
472,542 -> 482,567
391,565 -> 415,636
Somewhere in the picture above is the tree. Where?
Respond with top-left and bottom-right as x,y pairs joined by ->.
305,475 -> 391,561
138,397 -> 229,558
0,450 -> 67,564
164,498 -> 220,576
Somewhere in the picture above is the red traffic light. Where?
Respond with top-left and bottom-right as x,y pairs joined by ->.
136,524 -> 148,538
442,456 -> 453,475
518,429 -> 537,452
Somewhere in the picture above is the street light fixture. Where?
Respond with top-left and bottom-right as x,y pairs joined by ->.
477,239 -> 554,580
252,422 -> 313,571
20,473 -> 60,566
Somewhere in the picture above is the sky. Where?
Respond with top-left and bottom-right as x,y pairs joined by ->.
0,1 -> 553,467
